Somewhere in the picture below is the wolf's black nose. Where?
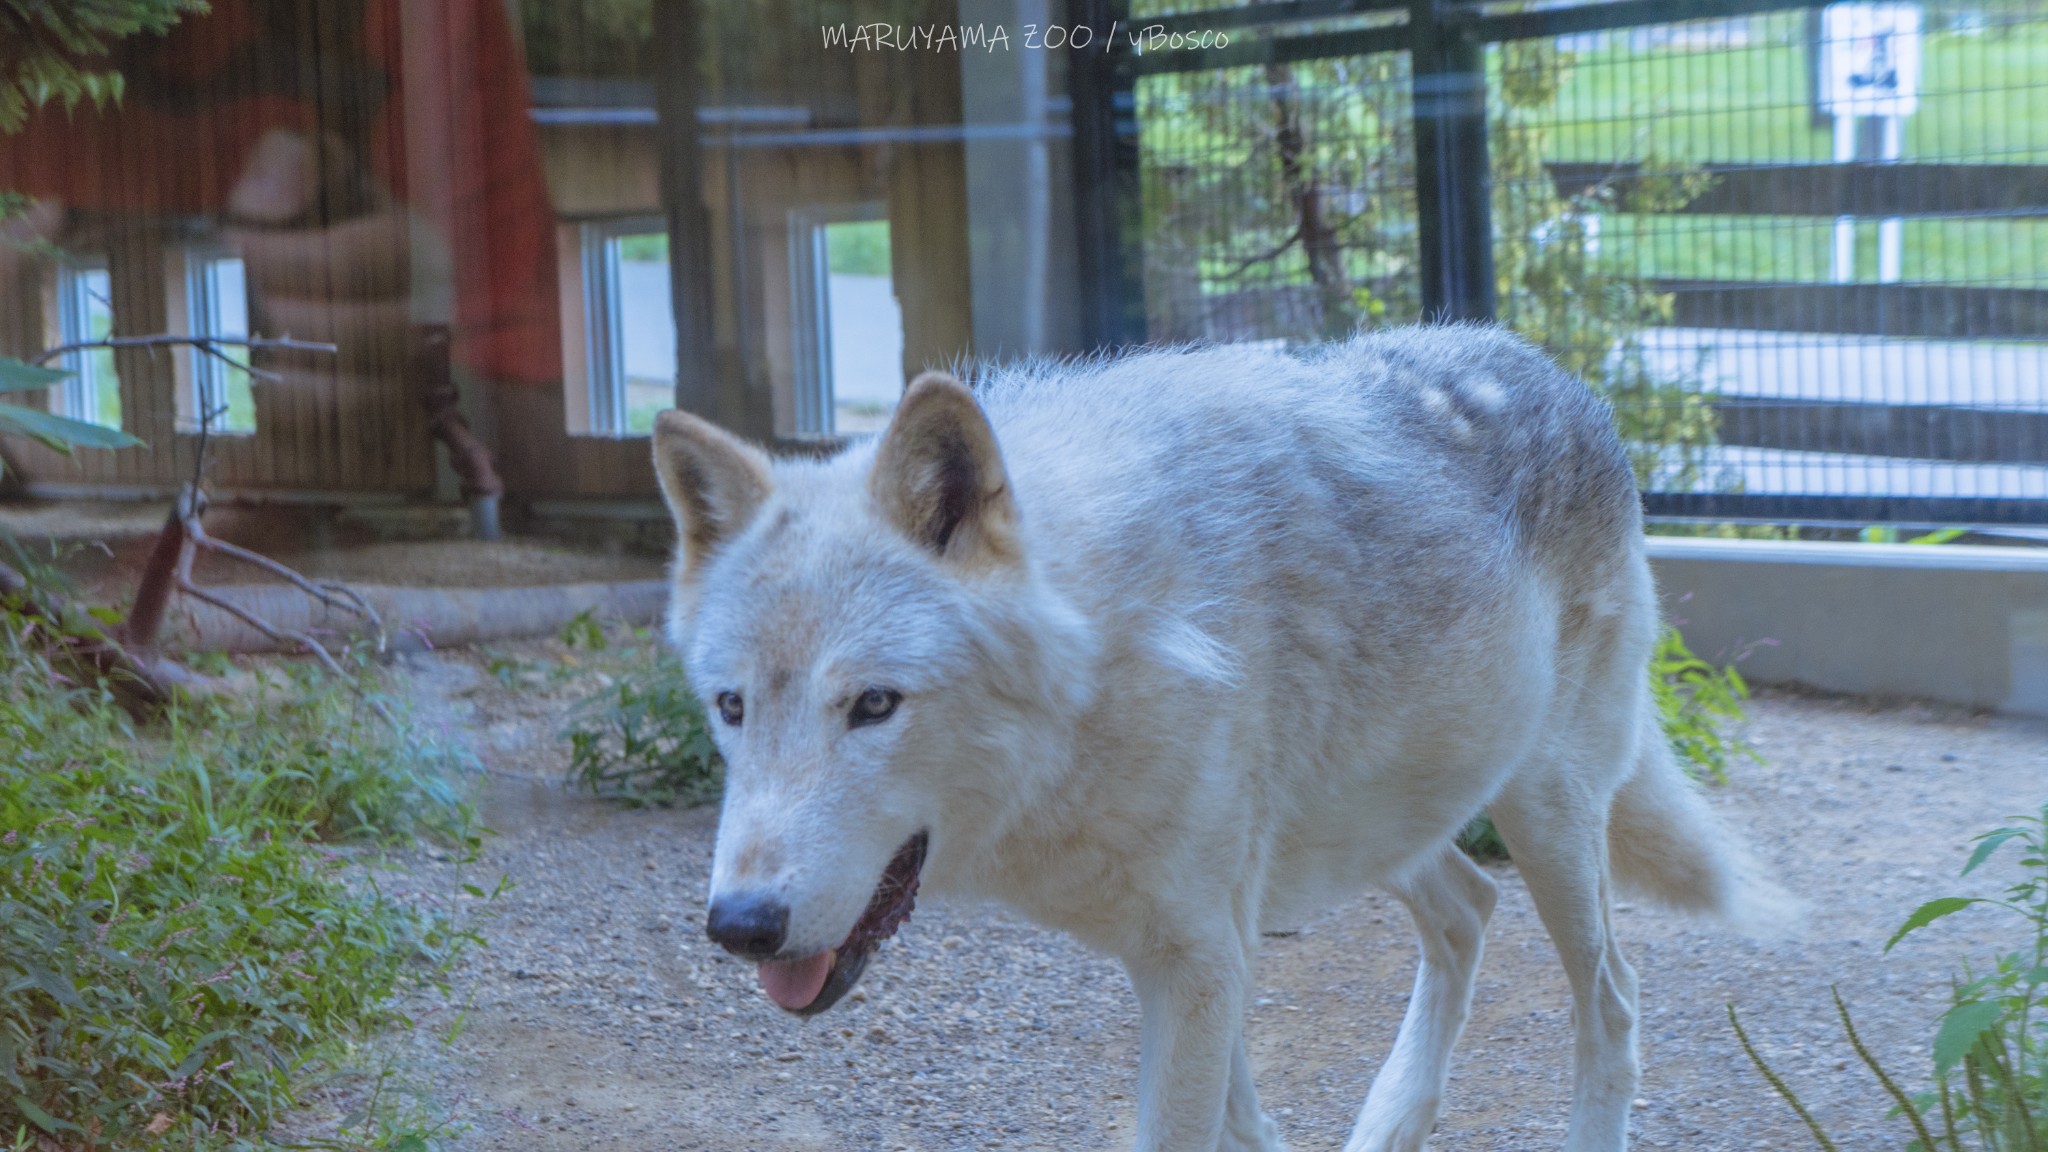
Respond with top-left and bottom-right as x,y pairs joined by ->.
705,895 -> 789,959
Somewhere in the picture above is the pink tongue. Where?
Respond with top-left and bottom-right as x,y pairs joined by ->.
758,952 -> 834,1010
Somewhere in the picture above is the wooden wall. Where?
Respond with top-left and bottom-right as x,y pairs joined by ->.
2,0 -> 979,507
0,213 -> 434,498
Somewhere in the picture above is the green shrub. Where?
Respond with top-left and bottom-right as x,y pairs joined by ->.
1731,803 -> 2048,1151
561,622 -> 722,809
0,0 -> 209,134
0,638 -> 485,1148
1459,625 -> 1753,860
1652,623 -> 1754,786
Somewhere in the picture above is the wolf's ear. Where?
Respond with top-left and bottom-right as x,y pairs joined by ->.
651,409 -> 774,578
869,372 -> 1021,569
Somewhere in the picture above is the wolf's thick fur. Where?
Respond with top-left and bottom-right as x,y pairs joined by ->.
653,326 -> 1766,1152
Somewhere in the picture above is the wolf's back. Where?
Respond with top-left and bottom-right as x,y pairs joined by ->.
981,326 -> 1642,588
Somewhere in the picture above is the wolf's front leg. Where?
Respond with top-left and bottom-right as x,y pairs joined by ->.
1124,938 -> 1268,1152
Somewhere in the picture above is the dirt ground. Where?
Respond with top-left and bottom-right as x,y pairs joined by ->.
361,642 -> 2046,1152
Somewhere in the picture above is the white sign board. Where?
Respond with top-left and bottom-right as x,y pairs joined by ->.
1820,3 -> 1923,117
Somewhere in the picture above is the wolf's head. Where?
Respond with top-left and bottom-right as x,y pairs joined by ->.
652,373 -> 1094,1016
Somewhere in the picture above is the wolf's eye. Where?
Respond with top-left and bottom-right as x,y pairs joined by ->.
848,688 -> 902,728
715,691 -> 744,727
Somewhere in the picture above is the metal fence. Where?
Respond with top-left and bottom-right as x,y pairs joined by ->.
1072,0 -> 2048,528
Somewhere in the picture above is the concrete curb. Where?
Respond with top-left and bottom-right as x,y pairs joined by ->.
1646,537 -> 2048,717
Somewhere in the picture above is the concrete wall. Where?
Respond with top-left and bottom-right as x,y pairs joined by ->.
1646,536 -> 2048,717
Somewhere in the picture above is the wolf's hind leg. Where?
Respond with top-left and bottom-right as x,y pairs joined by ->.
1343,843 -> 1497,1152
1488,772 -> 1640,1152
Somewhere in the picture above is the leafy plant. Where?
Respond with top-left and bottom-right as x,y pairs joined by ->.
1731,804 -> 2048,1151
0,617 -> 488,1148
1652,623 -> 1754,786
559,607 -> 607,653
0,356 -> 141,474
1456,814 -> 1512,862
562,630 -> 721,809
1861,526 -> 1972,545
0,0 -> 209,134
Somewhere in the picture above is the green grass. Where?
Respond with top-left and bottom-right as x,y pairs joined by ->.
1535,13 -> 2048,165
1508,15 -> 2048,287
218,360 -> 256,435
0,637 -> 489,1149
1564,214 -> 2048,287
559,615 -> 723,810
624,378 -> 669,437
615,233 -> 667,263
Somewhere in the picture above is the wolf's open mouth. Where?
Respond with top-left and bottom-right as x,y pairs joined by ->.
756,830 -> 928,1016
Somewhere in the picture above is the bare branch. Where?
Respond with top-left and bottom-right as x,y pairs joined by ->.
31,334 -> 338,367
1222,223 -> 1305,279
186,339 -> 287,385
172,574 -> 397,726
184,516 -> 386,653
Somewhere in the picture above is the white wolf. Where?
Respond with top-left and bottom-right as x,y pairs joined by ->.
651,326 -> 1770,1152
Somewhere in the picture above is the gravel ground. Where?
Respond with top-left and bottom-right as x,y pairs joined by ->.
365,643 -> 2046,1152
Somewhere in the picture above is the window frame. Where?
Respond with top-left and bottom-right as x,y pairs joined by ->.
564,216 -> 671,439
167,245 -> 257,435
51,259 -> 120,431
786,201 -> 889,440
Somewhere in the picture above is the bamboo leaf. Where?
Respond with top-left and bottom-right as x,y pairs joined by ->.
1962,830 -> 2024,877
11,1095 -> 78,1135
0,404 -> 142,451
1886,897 -> 1980,953
0,357 -> 69,393
21,964 -> 80,1007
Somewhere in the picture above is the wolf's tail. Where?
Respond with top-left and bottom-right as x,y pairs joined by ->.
1606,711 -> 1792,934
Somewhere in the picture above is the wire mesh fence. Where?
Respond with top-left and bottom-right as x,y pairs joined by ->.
1138,53 -> 1421,343
1119,1 -> 2048,528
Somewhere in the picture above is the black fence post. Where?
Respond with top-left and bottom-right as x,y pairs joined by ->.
1410,1 -> 1496,322
1071,0 -> 1147,349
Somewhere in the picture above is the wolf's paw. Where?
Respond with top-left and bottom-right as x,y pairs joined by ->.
1218,1109 -> 1287,1152
1342,1119 -> 1434,1152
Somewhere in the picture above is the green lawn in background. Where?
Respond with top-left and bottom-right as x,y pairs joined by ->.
618,232 -> 668,262
1132,12 -> 2048,291
1579,214 -> 2048,285
625,378 -> 668,435
1536,12 -> 2048,165
89,348 -> 120,427
1516,13 -> 2048,285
